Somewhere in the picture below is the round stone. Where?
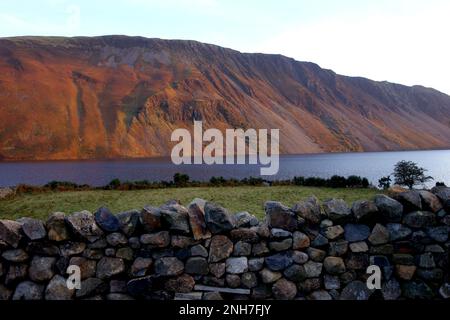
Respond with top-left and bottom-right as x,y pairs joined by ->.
322,199 -> 351,222
265,252 -> 293,271
29,256 -> 56,282
154,257 -> 184,276
323,257 -> 346,275
272,278 -> 297,300
226,257 -> 248,274
226,274 -> 241,288
13,281 -> 44,300
339,281 -> 373,300
69,257 -> 97,280
131,257 -> 152,277
292,251 -> 309,264
233,241 -> 252,256
300,261 -> 323,278
323,225 -> 344,240
241,272 -> 258,288
248,258 -> 265,271
45,275 -> 75,300
165,274 -> 195,293
259,268 -> 282,284
96,257 -> 125,279
403,211 -> 436,228
308,290 -> 332,300
268,238 -> 292,251
190,244 -> 208,257
106,232 -> 128,247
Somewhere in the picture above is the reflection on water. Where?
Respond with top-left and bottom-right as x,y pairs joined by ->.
0,150 -> 449,187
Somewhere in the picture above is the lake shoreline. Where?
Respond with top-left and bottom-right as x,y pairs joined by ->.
1,148 -> 449,163
1,150 -> 449,188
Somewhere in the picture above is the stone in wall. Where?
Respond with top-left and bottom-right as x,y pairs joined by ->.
0,187 -> 449,300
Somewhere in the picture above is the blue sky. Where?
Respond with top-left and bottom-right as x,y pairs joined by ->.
1,0 -> 450,95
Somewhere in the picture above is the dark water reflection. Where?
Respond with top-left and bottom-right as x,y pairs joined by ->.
0,150 -> 449,187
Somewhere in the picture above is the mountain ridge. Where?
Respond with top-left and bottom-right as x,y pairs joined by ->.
1,35 -> 450,160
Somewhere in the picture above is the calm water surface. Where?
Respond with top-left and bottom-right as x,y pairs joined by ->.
0,150 -> 449,187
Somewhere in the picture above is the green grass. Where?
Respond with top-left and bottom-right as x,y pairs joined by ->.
0,186 -> 383,221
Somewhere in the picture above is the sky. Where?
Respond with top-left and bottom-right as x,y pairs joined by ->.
1,0 -> 450,95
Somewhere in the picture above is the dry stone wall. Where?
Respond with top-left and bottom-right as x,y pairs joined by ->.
0,187 -> 449,300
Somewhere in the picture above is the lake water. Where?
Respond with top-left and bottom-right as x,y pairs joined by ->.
0,150 -> 449,187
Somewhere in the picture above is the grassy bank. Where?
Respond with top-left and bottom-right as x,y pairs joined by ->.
0,186 -> 383,221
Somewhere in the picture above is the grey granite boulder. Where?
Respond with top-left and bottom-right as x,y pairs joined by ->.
66,211 -> 104,242
116,209 -> 140,236
29,256 -> 56,282
94,207 -> 120,232
395,191 -> 422,212
403,211 -> 436,228
340,281 -> 373,300
226,257 -> 248,274
323,199 -> 351,222
140,206 -> 162,232
204,202 -> 236,234
0,219 -> 22,248
45,275 -> 74,300
265,201 -> 297,231
17,218 -> 46,240
344,224 -> 370,242
96,257 -> 125,279
154,257 -> 184,276
292,196 -> 322,224
13,281 -> 44,300
160,202 -> 191,234
374,195 -> 403,222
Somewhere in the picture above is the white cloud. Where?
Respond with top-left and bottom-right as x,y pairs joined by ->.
251,3 -> 450,95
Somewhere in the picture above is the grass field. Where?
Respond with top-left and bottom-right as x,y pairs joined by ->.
0,186 -> 383,221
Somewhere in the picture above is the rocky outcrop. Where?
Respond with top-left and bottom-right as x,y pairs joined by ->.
0,188 -> 449,300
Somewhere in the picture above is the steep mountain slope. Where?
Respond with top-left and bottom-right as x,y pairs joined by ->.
1,35 -> 450,160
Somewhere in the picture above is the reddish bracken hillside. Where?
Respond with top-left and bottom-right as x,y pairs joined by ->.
1,35 -> 450,160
